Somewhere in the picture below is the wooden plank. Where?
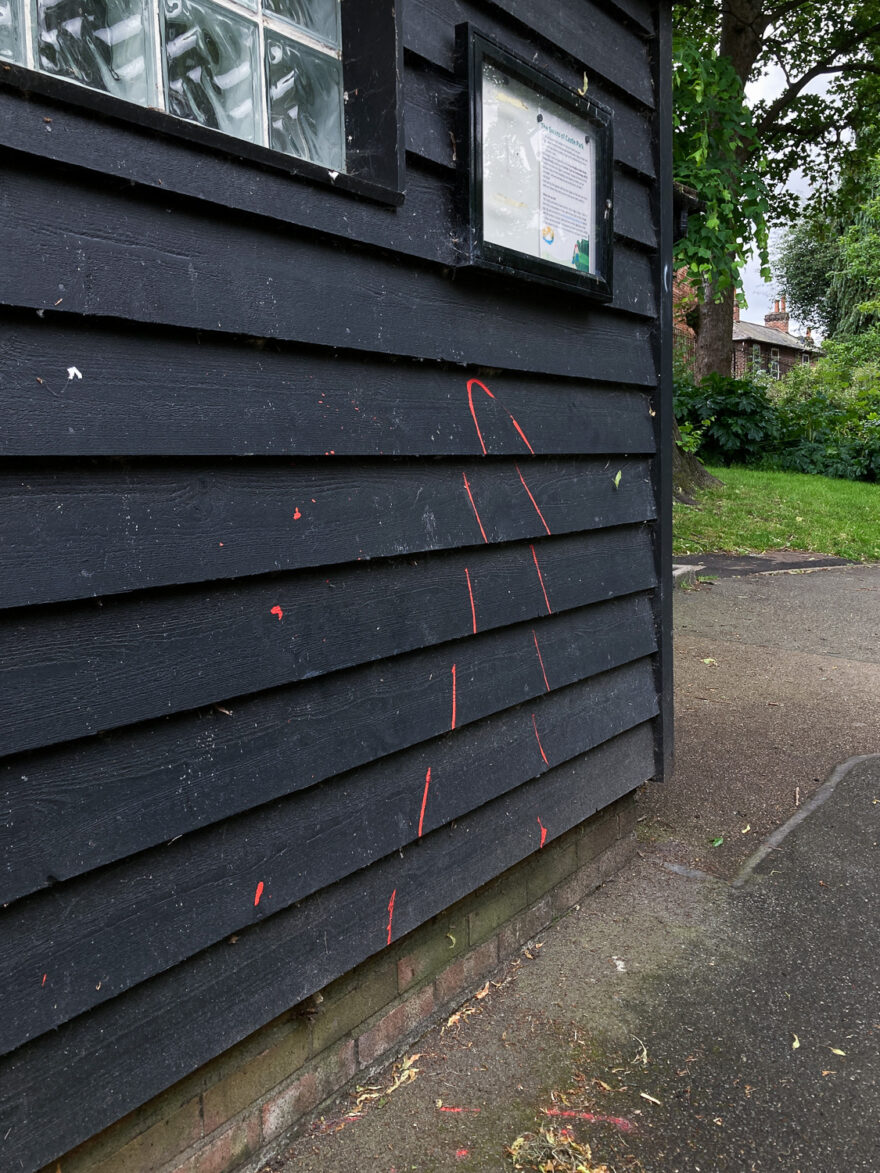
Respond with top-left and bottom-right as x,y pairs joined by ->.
0,90 -> 458,266
402,46 -> 655,180
0,722 -> 655,1173
611,248 -> 656,318
614,172 -> 656,250
403,0 -> 653,110
0,456 -> 655,608
1,593 -> 657,905
0,317 -> 656,456
0,657 -> 658,1054
0,526 -> 656,759
0,164 -> 656,385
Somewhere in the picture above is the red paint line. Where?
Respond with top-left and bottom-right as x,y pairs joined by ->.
515,465 -> 551,535
450,663 -> 457,730
536,815 -> 548,848
462,472 -> 488,543
466,378 -> 492,455
532,717 -> 549,766
529,544 -> 552,613
386,888 -> 397,945
532,629 -> 550,692
464,568 -> 477,633
254,881 -> 264,907
270,605 -> 284,621
418,768 -> 432,838
507,414 -> 535,455
542,1108 -> 635,1134
437,1106 -> 481,1114
41,973 -> 47,987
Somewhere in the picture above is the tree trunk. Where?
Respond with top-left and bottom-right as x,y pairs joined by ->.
694,283 -> 736,381
672,418 -> 723,504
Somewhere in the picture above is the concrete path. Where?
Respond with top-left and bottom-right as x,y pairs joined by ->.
261,563 -> 880,1173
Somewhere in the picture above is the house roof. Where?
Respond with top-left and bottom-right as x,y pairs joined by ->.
733,319 -> 818,351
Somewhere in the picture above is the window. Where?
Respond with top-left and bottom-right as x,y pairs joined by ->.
751,343 -> 762,372
769,347 -> 780,379
0,0 -> 402,197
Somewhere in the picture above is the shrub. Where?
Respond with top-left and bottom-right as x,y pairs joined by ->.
674,372 -> 779,465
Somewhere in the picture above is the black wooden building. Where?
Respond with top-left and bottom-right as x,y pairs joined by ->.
0,0 -> 673,1168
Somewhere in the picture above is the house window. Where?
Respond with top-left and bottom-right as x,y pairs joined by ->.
2,0 -> 347,169
769,347 -> 780,379
751,343 -> 762,372
801,352 -> 811,365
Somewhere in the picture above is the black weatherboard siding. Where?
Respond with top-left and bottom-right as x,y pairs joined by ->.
0,0 -> 671,1169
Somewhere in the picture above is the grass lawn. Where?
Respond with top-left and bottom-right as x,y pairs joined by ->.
673,465 -> 880,562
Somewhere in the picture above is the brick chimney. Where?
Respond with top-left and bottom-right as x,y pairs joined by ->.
733,304 -> 740,322
764,296 -> 790,334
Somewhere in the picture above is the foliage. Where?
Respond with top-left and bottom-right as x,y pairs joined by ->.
672,38 -> 771,297
774,214 -> 842,335
674,371 -> 779,465
673,465 -> 880,561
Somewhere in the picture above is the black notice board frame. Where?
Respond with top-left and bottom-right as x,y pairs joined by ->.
457,25 -> 614,300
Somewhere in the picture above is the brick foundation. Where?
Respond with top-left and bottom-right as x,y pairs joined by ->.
41,792 -> 638,1173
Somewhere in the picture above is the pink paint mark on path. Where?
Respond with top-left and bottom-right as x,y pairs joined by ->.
451,664 -> 457,730
531,629 -> 550,692
418,768 -> 432,838
515,465 -> 551,535
537,816 -> 548,848
462,472 -> 488,544
437,1106 -> 481,1114
464,568 -> 477,633
254,881 -> 264,907
542,1107 -> 635,1134
529,544 -> 552,614
386,888 -> 397,945
270,605 -> 284,621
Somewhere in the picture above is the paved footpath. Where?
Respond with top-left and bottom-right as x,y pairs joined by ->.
257,562 -> 880,1173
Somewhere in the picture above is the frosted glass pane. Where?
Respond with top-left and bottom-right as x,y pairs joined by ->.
1,0 -> 23,61
163,0 -> 260,143
34,0 -> 154,103
265,31 -> 342,169
261,0 -> 338,47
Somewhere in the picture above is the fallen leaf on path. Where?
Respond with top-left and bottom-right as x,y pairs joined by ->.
792,1035 -> 800,1050
741,824 -> 751,834
639,1092 -> 662,1106
827,1047 -> 846,1056
701,657 -> 717,666
475,982 -> 490,999
711,836 -> 724,848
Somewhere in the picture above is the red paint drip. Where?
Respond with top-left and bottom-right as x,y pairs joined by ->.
462,472 -> 488,544
293,508 -> 302,520
466,377 -> 534,455
41,973 -> 47,987
270,605 -> 284,621
418,768 -> 432,838
515,465 -> 551,535
254,881 -> 264,907
532,629 -> 550,692
464,567 -> 477,634
451,663 -> 457,730
529,544 -> 552,614
386,888 -> 397,945
532,716 -> 549,766
542,1108 -> 635,1134
537,815 -> 548,848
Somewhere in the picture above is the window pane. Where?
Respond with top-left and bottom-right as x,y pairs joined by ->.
265,30 -> 342,168
1,0 -> 23,60
33,0 -> 154,103
163,0 -> 260,143
261,0 -> 337,47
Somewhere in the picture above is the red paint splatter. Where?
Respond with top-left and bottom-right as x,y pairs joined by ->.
532,629 -> 550,692
270,605 -> 284,621
438,1106 -> 481,1114
462,472 -> 488,544
254,881 -> 264,907
532,716 -> 549,765
542,1108 -> 635,1133
293,508 -> 302,520
529,544 -> 552,614
464,568 -> 477,634
536,816 -> 548,848
455,1150 -> 470,1159
41,973 -> 47,987
218,542 -> 224,547
515,465 -> 551,535
386,888 -> 397,945
451,663 -> 457,730
466,378 -> 534,455
418,768 -> 432,838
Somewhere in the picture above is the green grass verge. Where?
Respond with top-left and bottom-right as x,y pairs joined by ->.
673,465 -> 880,561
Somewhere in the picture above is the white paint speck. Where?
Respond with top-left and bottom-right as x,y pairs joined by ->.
67,366 -> 82,380
612,956 -> 627,973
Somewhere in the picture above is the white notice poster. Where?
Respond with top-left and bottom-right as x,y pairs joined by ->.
481,62 -> 596,274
